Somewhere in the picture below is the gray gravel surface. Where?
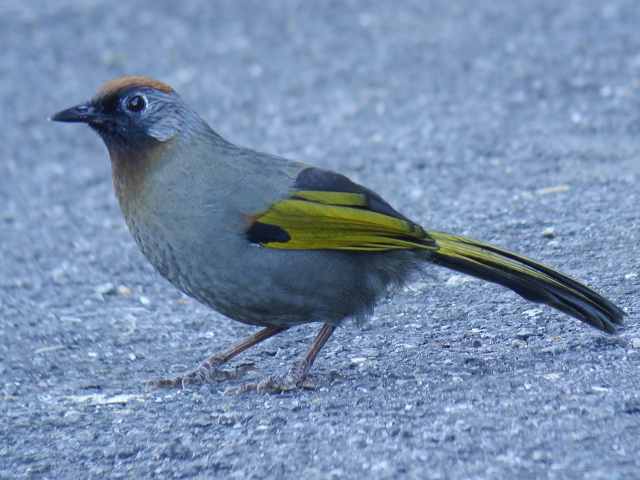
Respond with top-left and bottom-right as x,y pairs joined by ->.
2,1 -> 639,478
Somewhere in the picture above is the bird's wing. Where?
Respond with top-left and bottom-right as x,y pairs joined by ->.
244,167 -> 624,332
246,167 -> 435,251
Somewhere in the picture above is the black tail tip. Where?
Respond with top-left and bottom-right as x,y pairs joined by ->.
591,306 -> 626,334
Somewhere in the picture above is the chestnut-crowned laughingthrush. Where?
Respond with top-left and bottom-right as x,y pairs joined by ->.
52,76 -> 625,393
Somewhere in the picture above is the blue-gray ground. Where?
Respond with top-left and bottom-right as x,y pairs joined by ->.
1,1 -> 639,478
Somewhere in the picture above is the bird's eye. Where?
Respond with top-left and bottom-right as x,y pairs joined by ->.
125,95 -> 147,113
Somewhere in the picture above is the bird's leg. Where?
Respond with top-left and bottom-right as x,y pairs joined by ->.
149,325 -> 287,388
231,323 -> 336,394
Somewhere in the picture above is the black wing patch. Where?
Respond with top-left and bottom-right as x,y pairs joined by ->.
246,220 -> 291,244
294,167 -> 411,221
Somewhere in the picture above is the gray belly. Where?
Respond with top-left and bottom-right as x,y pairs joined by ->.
126,215 -> 418,327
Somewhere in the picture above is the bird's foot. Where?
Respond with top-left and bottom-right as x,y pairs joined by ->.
147,362 -> 256,389
225,361 -> 315,394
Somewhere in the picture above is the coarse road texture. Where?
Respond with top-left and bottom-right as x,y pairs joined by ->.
1,1 -> 639,479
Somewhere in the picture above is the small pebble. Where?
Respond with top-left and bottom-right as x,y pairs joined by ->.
531,450 -> 546,461
117,285 -> 132,296
446,274 -> 473,286
139,296 -> 151,306
542,227 -> 555,238
63,410 -> 82,423
523,308 -> 543,318
515,329 -> 534,341
631,338 -> 640,349
600,85 -> 612,97
511,339 -> 527,348
95,282 -> 116,295
536,184 -> 570,195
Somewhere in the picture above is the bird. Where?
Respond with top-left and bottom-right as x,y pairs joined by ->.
52,75 -> 625,393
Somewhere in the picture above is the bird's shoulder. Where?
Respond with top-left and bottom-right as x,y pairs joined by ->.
234,147 -> 409,221
240,150 -> 427,248
291,166 -> 411,221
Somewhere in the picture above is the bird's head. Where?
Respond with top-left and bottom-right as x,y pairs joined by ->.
52,76 -> 188,151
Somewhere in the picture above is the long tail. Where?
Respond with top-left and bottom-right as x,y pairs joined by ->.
426,231 -> 625,333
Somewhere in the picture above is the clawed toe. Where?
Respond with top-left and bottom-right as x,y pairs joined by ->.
225,373 -> 316,395
146,362 -> 257,389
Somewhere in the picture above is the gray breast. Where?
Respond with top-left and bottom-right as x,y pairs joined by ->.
113,145 -> 420,328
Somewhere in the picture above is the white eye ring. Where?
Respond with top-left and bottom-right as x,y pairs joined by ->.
125,94 -> 147,113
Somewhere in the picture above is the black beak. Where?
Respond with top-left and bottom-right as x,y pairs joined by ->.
50,103 -> 101,123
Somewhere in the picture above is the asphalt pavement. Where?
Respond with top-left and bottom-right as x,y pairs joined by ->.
1,1 -> 639,478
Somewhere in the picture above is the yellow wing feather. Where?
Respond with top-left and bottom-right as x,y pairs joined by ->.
253,195 -> 431,251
